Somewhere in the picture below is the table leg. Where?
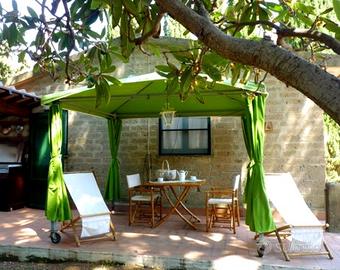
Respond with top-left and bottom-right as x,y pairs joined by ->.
169,186 -> 201,223
155,186 -> 198,230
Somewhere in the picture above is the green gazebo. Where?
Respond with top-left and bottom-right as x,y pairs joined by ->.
41,72 -> 275,241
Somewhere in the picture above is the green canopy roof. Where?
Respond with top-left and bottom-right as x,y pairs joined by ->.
41,73 -> 266,119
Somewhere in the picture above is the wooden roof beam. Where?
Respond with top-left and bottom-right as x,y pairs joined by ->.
0,99 -> 31,117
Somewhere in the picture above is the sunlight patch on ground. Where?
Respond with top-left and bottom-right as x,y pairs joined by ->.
213,255 -> 261,269
183,236 -> 208,246
169,234 -> 181,241
14,228 -> 39,245
207,233 -> 224,242
2,223 -> 14,229
13,219 -> 34,226
120,232 -> 157,238
184,251 -> 205,260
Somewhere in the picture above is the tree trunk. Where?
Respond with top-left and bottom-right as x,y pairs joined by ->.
156,0 -> 340,125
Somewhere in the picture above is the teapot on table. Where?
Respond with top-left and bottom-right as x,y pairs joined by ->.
177,170 -> 188,181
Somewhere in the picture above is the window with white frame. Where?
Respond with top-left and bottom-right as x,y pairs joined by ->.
159,117 -> 211,155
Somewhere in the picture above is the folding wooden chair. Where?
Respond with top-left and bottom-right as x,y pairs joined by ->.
263,173 -> 333,261
206,175 -> 240,233
127,173 -> 162,227
61,172 -> 116,246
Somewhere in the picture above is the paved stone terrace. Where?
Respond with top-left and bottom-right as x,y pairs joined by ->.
0,208 -> 339,270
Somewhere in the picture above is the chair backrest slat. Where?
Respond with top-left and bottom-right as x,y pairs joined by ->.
127,173 -> 141,188
233,174 -> 240,191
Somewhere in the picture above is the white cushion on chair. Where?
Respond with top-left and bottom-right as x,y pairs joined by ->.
208,198 -> 232,205
131,194 -> 160,202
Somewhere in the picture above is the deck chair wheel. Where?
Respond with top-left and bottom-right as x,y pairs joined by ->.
50,232 -> 61,244
257,245 -> 265,257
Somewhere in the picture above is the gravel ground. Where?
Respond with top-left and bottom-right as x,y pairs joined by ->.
0,261 -> 158,270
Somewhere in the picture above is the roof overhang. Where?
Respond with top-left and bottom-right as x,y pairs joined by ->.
0,86 -> 41,117
41,73 -> 266,119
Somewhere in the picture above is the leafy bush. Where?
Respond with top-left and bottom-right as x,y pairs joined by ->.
324,114 -> 340,182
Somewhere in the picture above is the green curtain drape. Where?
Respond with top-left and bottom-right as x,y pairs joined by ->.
242,95 -> 275,233
104,118 -> 122,201
45,103 -> 72,221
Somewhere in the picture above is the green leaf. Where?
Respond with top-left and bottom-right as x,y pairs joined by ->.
33,63 -> 40,74
58,33 -> 70,51
103,75 -> 121,85
90,0 -> 102,10
95,78 -> 111,107
259,7 -> 270,22
111,0 -> 122,28
166,77 -> 179,94
202,0 -> 212,11
202,63 -> 221,81
18,51 -> 26,62
274,9 -> 288,23
12,0 -> 18,11
142,17 -> 153,36
70,0 -> 82,17
194,89 -> 205,104
156,65 -> 173,73
7,23 -> 18,46
240,68 -> 251,84
0,3 -> 2,16
123,0 -> 138,17
103,62 -> 116,73
180,67 -> 193,94
87,29 -> 102,39
35,30 -> 45,47
240,6 -> 252,23
156,71 -> 172,78
264,2 -> 283,12
27,7 -> 38,18
294,2 -> 315,15
203,52 -> 229,67
320,7 -> 333,16
120,10 -> 135,58
296,12 -> 313,27
231,64 -> 241,85
333,0 -> 340,21
85,10 -> 100,26
23,16 -> 37,28
321,18 -> 340,33
248,10 -> 257,35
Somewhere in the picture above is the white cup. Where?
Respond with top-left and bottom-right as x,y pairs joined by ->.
190,176 -> 197,181
157,177 -> 164,182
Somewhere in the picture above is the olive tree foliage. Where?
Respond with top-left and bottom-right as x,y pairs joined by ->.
1,0 -> 340,123
324,114 -> 340,182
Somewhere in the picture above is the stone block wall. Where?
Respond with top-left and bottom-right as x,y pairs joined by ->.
11,44 -> 329,210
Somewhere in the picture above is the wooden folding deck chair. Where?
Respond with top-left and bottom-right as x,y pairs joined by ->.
263,173 -> 333,261
61,172 -> 116,246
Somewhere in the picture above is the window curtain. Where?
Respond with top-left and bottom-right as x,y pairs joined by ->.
242,95 -> 276,233
104,118 -> 122,201
45,103 -> 72,221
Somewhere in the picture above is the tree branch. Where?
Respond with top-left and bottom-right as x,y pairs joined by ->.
134,12 -> 165,45
155,0 -> 340,124
225,20 -> 340,55
194,0 -> 210,19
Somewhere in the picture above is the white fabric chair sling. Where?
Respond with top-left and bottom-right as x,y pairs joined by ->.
127,173 -> 162,227
264,173 -> 333,261
61,172 -> 116,246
